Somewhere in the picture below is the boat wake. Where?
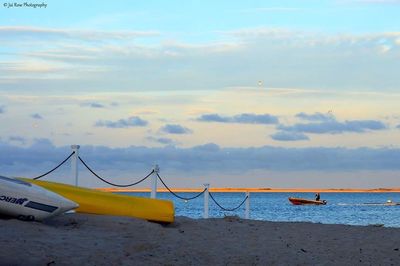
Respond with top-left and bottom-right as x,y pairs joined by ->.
337,203 -> 400,206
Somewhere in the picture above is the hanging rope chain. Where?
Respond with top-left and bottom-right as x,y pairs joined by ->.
78,156 -> 154,187
28,149 -> 249,216
32,151 -> 75,180
209,192 -> 248,212
157,173 -> 206,201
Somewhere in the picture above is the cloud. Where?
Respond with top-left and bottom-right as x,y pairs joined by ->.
197,114 -> 230,123
2,26 -> 400,93
192,143 -> 220,152
95,116 -> 148,128
81,102 -> 106,108
0,61 -> 66,74
8,136 -> 26,145
146,136 -> 176,145
270,131 -> 310,141
0,26 -> 158,41
353,0 -> 400,4
282,112 -> 387,136
378,44 -> 392,54
240,7 -> 305,13
197,113 -> 279,124
31,138 -> 55,149
0,105 -> 5,114
31,113 -> 43,119
160,124 -> 192,134
1,141 -> 400,182
278,119 -> 386,134
296,112 -> 335,122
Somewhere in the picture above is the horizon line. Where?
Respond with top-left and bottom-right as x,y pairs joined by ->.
96,187 -> 400,193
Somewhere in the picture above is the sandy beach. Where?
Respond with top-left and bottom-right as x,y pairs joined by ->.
1,213 -> 400,265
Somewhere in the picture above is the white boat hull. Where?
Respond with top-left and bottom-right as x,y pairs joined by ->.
0,175 -> 78,221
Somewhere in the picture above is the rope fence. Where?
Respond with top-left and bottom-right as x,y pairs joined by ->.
158,172 -> 248,214
209,192 -> 248,212
32,151 -> 75,180
79,156 -> 154,187
27,146 -> 251,219
157,172 -> 206,201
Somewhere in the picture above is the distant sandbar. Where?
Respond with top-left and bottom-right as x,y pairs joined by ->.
97,187 -> 400,193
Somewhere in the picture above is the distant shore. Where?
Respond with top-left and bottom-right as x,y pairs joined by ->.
97,187 -> 400,193
2,213 -> 400,265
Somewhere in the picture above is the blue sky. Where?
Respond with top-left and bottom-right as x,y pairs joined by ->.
1,0 -> 400,188
2,1 -> 400,33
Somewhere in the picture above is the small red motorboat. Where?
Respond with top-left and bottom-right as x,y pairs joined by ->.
288,197 -> 327,205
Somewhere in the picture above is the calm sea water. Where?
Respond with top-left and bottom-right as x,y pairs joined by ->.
121,192 -> 400,227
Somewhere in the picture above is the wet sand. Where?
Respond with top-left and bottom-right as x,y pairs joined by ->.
1,213 -> 400,265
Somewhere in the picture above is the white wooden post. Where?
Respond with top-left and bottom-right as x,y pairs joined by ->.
71,145 -> 80,186
245,191 -> 250,219
151,164 -> 159,199
203,183 -> 210,219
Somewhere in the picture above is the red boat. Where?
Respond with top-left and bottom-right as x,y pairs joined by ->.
288,197 -> 327,205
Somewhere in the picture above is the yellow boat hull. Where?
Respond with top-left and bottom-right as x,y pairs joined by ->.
20,178 -> 174,223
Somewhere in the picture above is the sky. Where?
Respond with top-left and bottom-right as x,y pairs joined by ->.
1,0 -> 400,188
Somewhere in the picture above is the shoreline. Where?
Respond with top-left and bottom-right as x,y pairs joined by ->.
1,213 -> 400,265
96,187 -> 400,193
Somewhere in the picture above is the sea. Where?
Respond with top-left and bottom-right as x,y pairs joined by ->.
122,192 -> 400,227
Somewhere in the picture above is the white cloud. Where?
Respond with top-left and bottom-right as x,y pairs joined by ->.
0,26 -> 159,41
1,26 -> 400,94
352,0 -> 400,3
239,7 -> 305,13
378,44 -> 392,53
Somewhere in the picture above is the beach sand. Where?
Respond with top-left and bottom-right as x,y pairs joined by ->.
1,213 -> 400,265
